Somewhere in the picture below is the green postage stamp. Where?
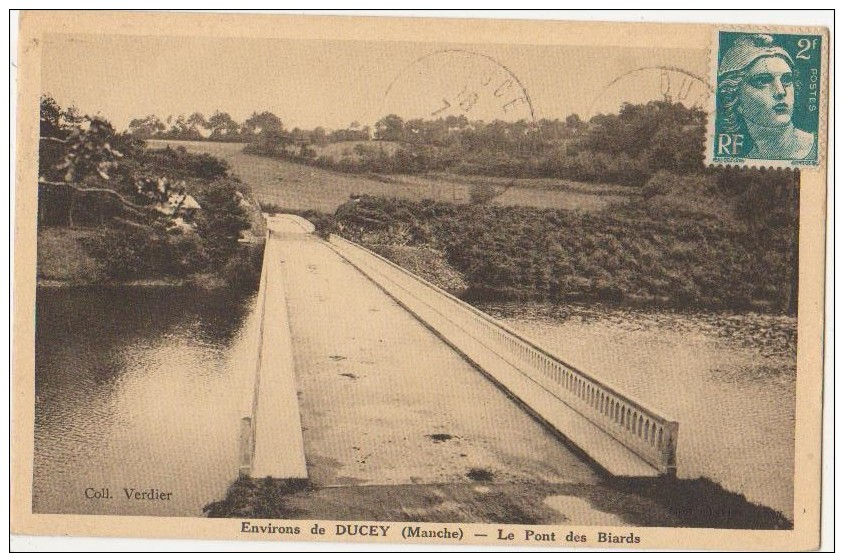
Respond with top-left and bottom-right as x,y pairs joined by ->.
708,30 -> 827,168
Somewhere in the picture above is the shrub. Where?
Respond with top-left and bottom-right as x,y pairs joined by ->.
195,179 -> 251,268
468,183 -> 500,205
642,172 -> 671,199
219,243 -> 263,289
81,225 -> 171,280
167,232 -> 209,276
140,146 -> 230,180
329,195 -> 797,312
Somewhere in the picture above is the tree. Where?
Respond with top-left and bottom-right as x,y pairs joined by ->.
40,95 -> 65,139
40,95 -> 71,178
444,114 -> 469,130
40,114 -> 128,227
56,117 -> 124,183
62,105 -> 85,126
644,124 -> 705,175
241,111 -> 283,137
374,114 -> 404,141
717,168 -> 800,314
311,126 -> 328,144
247,128 -> 293,157
41,96 -> 85,139
207,111 -> 241,141
128,115 -> 166,139
565,113 -> 586,134
162,114 -> 209,140
186,112 -> 207,128
186,112 -> 210,138
164,115 -> 190,139
195,179 -> 251,266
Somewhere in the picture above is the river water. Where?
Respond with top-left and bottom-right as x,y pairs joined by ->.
33,285 -> 796,520
33,286 -> 257,516
474,301 -> 796,519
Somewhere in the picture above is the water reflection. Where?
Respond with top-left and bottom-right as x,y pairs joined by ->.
34,286 -> 257,516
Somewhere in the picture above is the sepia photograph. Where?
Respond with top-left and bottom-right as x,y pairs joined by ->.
11,10 -> 830,550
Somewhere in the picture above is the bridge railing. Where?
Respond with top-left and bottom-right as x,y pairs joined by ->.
329,234 -> 678,475
241,227 -> 270,476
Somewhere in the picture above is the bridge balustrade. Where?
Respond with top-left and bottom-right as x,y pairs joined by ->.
329,234 -> 678,475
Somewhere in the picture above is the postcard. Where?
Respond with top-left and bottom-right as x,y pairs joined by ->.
11,10 -> 830,550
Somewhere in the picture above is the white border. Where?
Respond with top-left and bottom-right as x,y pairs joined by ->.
8,9 -> 835,553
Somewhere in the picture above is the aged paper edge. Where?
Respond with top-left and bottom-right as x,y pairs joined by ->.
11,10 -> 829,551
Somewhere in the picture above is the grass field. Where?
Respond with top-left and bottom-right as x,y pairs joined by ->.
310,140 -> 401,160
147,140 -> 635,213
494,187 -> 616,211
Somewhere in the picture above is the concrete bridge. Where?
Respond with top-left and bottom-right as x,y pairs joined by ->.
241,214 -> 678,488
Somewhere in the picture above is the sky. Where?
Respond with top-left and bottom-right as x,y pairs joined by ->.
41,33 -> 708,132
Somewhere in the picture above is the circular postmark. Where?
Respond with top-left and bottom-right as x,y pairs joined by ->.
587,66 -> 712,119
382,49 -> 535,123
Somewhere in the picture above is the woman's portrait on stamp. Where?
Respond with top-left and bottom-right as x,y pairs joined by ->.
716,33 -> 818,161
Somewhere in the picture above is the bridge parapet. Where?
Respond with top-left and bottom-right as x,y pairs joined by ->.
242,223 -> 308,480
329,234 -> 678,476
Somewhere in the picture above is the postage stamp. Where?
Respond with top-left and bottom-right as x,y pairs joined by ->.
11,10 -> 831,552
707,29 -> 827,168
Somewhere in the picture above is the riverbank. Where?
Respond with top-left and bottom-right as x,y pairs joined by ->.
37,228 -> 105,284
204,475 -> 790,529
324,195 -> 796,314
37,227 -> 264,290
36,109 -> 269,292
161,140 -> 797,314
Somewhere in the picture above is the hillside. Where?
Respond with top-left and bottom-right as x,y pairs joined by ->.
151,140 -> 633,213
153,109 -> 798,316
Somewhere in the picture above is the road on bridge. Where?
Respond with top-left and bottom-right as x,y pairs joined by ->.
259,215 -> 678,525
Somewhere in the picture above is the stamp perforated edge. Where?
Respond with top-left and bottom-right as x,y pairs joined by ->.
704,25 -> 829,171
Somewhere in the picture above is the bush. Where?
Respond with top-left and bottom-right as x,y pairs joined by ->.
81,225 -> 171,280
468,183 -> 500,205
642,172 -> 671,199
80,223 -> 210,280
330,194 -> 797,312
219,243 -> 263,289
195,179 -> 252,267
140,146 -> 230,180
168,232 -> 209,276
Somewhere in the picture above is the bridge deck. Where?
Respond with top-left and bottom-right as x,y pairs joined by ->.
327,237 -> 661,478
268,219 -> 602,488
